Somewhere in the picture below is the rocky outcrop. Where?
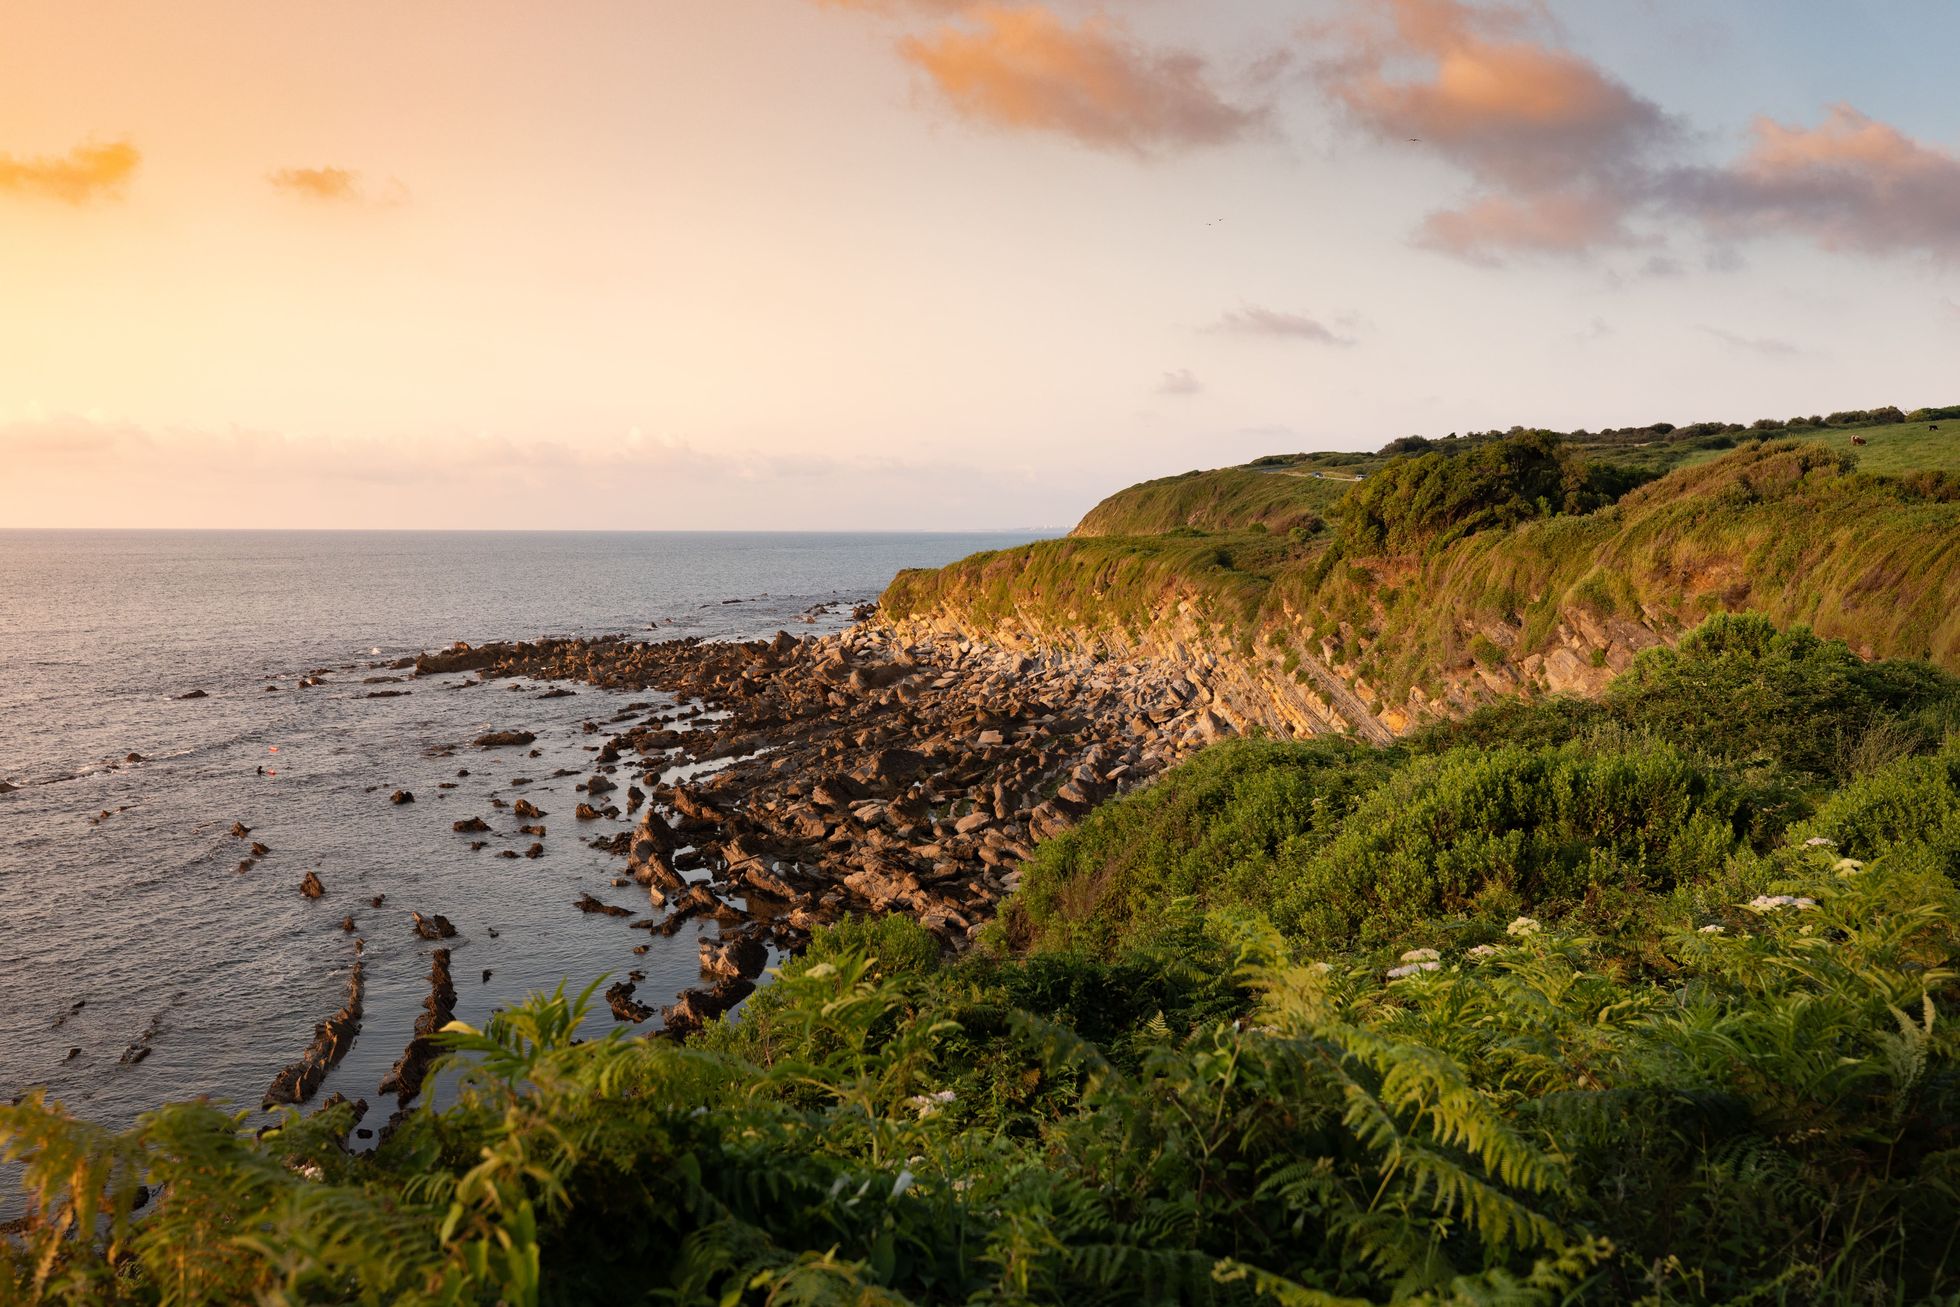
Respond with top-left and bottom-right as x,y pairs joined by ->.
433,626 -> 1228,952
264,950 -> 364,1108
377,948 -> 456,1104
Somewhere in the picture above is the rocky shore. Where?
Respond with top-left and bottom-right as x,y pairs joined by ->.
409,624 -> 1235,1034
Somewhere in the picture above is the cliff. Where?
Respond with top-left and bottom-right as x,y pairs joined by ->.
880,439 -> 1960,742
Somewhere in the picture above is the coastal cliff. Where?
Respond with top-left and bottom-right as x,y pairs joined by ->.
880,438 -> 1960,741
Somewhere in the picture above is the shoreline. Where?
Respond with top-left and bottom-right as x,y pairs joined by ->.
400,623 -> 1233,1037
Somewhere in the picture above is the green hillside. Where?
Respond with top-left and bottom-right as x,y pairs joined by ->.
1073,407 -> 1959,540
888,437 -> 1960,723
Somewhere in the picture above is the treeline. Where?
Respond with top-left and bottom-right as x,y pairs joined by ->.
1379,401 -> 1959,459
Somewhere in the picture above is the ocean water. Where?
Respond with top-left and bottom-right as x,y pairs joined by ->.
0,529 -> 1037,1146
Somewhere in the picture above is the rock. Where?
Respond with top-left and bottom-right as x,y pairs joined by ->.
377,949 -> 455,1103
574,803 -> 602,821
250,841 -> 271,857
229,821 -> 252,838
700,932 -> 768,980
452,817 -> 491,833
585,774 -> 616,795
574,892 -> 632,917
858,747 -> 928,787
473,730 -> 536,748
524,843 -> 544,859
339,914 -> 357,933
512,798 -> 545,819
843,861 -> 921,910
124,752 -> 144,763
300,871 -> 325,899
659,978 -> 755,1039
411,912 -> 457,940
370,894 -> 386,908
263,956 -> 364,1108
177,689 -> 208,700
605,981 -> 654,1023
389,790 -> 415,805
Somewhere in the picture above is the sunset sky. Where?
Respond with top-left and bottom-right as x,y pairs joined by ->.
4,1 -> 1958,529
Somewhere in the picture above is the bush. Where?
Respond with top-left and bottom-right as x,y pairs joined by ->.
1604,614 -> 1958,780
1270,739 -> 1754,948
1337,431 -> 1614,555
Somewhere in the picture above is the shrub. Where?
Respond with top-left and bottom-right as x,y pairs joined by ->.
1269,739 -> 1754,948
1337,431 -> 1613,555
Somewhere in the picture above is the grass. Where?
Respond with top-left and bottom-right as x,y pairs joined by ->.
1069,413 -> 1956,541
885,439 -> 1960,714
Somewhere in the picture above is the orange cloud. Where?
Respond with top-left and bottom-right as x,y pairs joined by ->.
898,6 -> 1262,155
268,165 -> 362,201
1670,105 -> 1960,259
0,141 -> 140,204
1333,0 -> 1666,176
1321,0 -> 1669,259
1417,189 -> 1634,263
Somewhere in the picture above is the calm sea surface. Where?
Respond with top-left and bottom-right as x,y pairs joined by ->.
0,530 -> 1037,1148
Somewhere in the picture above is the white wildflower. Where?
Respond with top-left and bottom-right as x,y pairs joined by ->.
1833,858 -> 1866,876
905,1089 -> 957,1118
1698,924 -> 1725,935
1803,836 -> 1836,847
1506,916 -> 1542,938
1398,948 -> 1441,963
1385,960 -> 1442,979
1466,944 -> 1503,960
891,1169 -> 915,1198
1746,895 -> 1820,912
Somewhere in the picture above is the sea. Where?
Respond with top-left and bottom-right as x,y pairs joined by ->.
0,529 -> 1038,1154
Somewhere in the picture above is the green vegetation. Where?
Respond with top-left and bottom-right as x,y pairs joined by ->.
1073,464 -> 1348,538
886,439 -> 1960,705
1070,406 -> 1958,542
1333,432 -> 1626,555
9,620 -> 1960,1304
1006,616 -> 1960,956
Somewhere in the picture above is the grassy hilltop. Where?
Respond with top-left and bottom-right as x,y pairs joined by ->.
884,408 -> 1960,736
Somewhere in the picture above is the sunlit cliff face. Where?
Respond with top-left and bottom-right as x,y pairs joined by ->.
3,0 -> 1958,529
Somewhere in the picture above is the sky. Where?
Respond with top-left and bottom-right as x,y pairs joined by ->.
3,0 -> 1958,530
